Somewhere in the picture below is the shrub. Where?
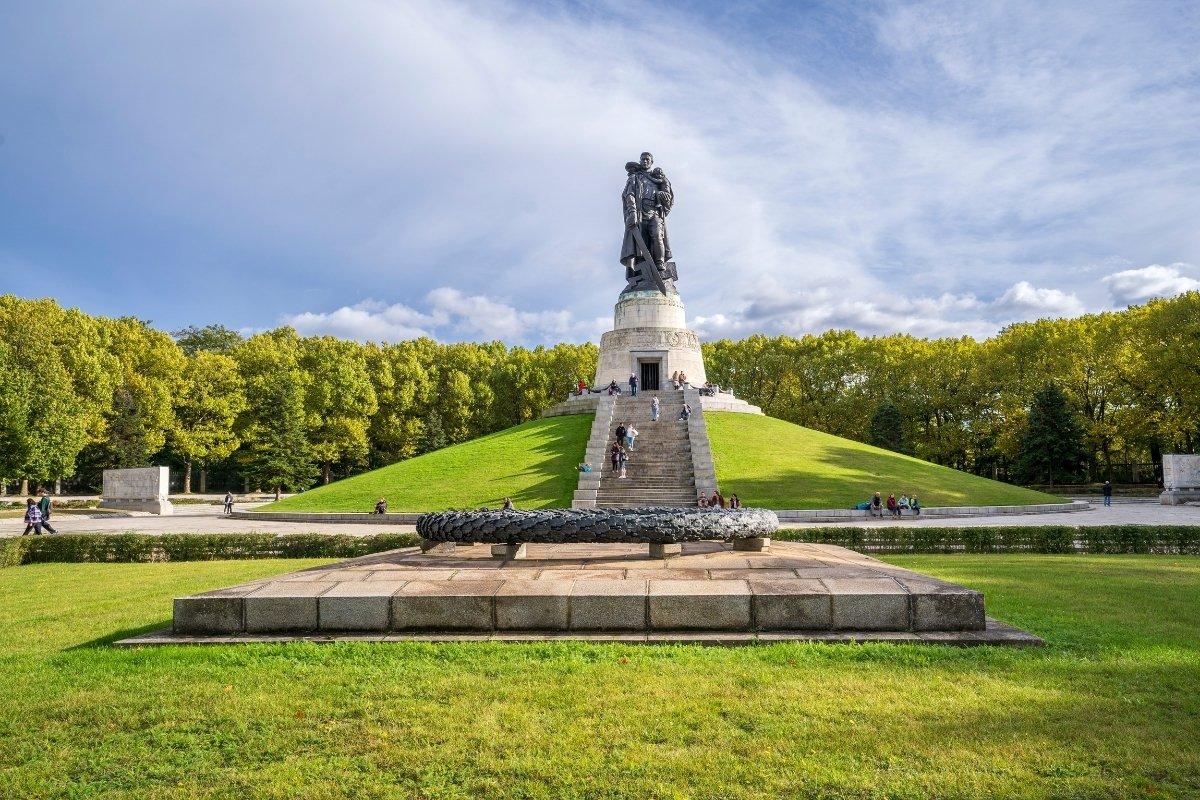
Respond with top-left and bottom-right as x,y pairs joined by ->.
775,526 -> 1200,554
0,532 -> 419,568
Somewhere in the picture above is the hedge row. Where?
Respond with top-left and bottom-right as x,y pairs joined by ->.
1,532 -> 419,568
775,525 -> 1200,554
2,526 -> 1197,567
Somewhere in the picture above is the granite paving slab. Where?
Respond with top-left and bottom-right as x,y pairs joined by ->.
152,542 -> 1037,644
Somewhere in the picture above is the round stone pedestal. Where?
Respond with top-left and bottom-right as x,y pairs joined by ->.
594,290 -> 707,389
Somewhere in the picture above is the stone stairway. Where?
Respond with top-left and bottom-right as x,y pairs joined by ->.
594,390 -> 698,508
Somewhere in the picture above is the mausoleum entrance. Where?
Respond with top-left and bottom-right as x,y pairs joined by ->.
639,359 -> 661,391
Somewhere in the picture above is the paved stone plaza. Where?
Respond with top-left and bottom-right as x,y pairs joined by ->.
130,541 -> 1044,646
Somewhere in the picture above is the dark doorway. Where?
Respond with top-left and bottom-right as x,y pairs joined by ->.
640,360 -> 660,391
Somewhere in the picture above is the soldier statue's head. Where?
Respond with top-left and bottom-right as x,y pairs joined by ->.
640,152 -> 654,170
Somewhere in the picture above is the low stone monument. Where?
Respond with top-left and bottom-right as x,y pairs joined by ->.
100,466 -> 174,515
1161,454 -> 1200,505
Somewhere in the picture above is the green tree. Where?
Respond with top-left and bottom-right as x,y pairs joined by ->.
298,335 -> 378,484
868,399 -> 905,453
365,341 -> 433,467
93,317 -> 185,468
173,324 -> 244,356
170,352 -> 247,493
0,299 -> 94,488
1016,383 -> 1085,487
233,331 -> 315,498
239,370 -> 316,499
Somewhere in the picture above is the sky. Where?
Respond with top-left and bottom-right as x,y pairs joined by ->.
2,0 -> 1199,345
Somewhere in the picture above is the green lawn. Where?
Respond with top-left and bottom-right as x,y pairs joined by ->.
1,556 -> 1198,798
707,412 -> 1062,509
263,415 -> 592,512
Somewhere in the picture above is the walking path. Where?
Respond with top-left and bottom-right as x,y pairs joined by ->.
5,498 -> 1198,539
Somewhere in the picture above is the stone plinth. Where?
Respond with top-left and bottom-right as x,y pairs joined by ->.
152,542 -> 1043,645
595,290 -> 706,389
99,466 -> 173,515
1161,454 -> 1200,505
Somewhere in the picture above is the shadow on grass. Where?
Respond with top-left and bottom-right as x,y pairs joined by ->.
70,619 -> 171,650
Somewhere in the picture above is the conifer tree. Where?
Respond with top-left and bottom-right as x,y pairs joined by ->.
1016,382 -> 1085,487
868,399 -> 905,453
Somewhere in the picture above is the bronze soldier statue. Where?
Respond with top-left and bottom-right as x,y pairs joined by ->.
620,152 -> 677,294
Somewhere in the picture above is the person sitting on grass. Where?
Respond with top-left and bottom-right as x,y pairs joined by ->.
886,493 -> 900,518
374,498 -> 388,514
22,498 -> 46,536
502,497 -> 515,510
910,496 -> 921,515
710,489 -> 724,508
697,494 -> 708,508
869,492 -> 883,518
729,493 -> 741,509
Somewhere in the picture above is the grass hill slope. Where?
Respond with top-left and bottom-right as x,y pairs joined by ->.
260,415 -> 592,513
706,413 -> 1061,509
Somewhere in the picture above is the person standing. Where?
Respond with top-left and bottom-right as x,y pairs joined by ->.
629,372 -> 638,397
614,421 -> 627,446
610,442 -> 622,473
651,396 -> 660,422
618,446 -> 629,479
626,424 -> 638,450
223,492 -> 234,515
37,490 -> 58,533
1102,480 -> 1113,507
23,498 -> 45,535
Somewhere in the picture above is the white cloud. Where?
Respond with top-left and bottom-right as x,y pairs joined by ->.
1102,263 -> 1200,305
991,281 -> 1085,319
693,278 -> 1085,340
286,300 -> 440,341
282,288 -> 605,345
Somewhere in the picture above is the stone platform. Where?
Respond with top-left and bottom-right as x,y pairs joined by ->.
138,542 -> 1042,646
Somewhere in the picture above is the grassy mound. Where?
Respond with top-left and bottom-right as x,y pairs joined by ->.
706,412 -> 1061,509
262,415 -> 592,512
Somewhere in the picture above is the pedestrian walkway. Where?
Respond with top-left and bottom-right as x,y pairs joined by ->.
5,492 -> 1198,539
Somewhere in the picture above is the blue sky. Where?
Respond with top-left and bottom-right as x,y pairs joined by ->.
2,0 -> 1199,344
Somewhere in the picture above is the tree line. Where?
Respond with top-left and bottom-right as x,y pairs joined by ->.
0,296 -> 594,496
2,291 -> 1196,496
704,291 -> 1200,485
